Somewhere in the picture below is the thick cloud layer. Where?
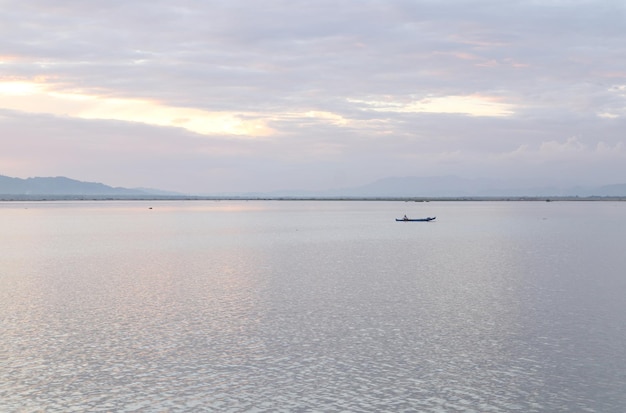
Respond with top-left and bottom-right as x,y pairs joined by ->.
1,0 -> 625,193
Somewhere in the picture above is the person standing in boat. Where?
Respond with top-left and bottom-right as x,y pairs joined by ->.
403,215 -> 408,221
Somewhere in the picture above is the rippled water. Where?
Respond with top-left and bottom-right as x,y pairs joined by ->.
1,200 -> 626,412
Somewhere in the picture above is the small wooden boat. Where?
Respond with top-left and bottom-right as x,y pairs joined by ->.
396,217 -> 436,222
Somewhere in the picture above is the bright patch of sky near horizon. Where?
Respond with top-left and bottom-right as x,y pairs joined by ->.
0,81 -> 274,136
1,0 -> 626,193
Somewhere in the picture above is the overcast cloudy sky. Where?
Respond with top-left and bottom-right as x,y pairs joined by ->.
1,0 -> 625,193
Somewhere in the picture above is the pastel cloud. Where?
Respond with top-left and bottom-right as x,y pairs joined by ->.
1,0 -> 626,193
349,94 -> 515,117
0,79 -> 273,136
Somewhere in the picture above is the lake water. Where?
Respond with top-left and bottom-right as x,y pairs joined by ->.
1,200 -> 625,412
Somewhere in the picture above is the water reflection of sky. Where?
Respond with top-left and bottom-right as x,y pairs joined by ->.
2,201 -> 626,411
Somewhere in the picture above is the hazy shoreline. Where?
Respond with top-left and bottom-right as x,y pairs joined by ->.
1,195 -> 625,202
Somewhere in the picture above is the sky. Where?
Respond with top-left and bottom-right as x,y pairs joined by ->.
1,0 -> 625,194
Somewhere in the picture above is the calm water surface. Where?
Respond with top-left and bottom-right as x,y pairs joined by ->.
1,200 -> 625,412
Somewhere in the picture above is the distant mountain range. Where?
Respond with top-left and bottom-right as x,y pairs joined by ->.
319,176 -> 626,198
0,174 -> 176,198
1,174 -> 625,198
262,176 -> 626,198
